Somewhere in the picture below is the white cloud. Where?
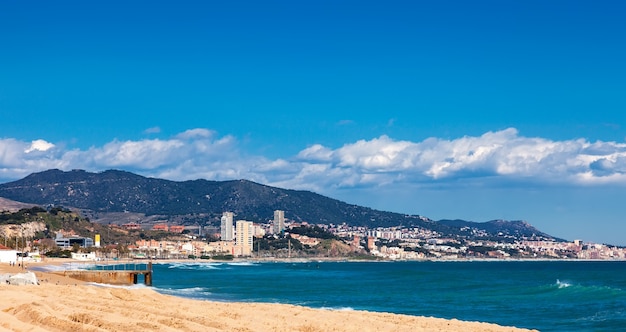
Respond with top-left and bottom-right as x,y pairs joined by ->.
0,139 -> 25,167
285,128 -> 626,188
2,128 -> 626,192
297,144 -> 333,162
91,139 -> 187,167
175,128 -> 214,140
0,138 -> 65,179
24,139 -> 55,153
143,127 -> 162,134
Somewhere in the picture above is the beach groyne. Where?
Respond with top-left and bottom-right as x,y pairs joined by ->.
52,261 -> 152,286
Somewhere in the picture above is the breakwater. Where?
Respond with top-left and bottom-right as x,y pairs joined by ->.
53,261 -> 152,286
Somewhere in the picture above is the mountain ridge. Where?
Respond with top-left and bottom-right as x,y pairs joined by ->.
0,169 -> 558,241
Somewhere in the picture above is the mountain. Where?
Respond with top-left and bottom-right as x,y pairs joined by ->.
0,169 -> 558,240
0,169 -> 430,227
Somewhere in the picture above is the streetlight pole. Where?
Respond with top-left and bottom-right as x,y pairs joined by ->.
20,225 -> 24,271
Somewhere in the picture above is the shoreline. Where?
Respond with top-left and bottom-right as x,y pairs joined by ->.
166,256 -> 626,264
0,259 -> 538,332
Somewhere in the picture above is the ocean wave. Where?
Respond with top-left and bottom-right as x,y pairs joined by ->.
556,279 -> 572,288
165,262 -> 225,270
161,261 -> 259,270
87,282 -> 149,289
552,279 -> 625,298
154,286 -> 213,299
576,308 -> 626,323
319,306 -> 356,311
226,261 -> 257,266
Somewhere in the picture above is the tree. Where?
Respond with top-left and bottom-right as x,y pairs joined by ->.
116,243 -> 129,258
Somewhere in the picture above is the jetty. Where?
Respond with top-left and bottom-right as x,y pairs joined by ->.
53,261 -> 153,286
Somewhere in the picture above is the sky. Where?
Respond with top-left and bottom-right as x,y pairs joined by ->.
1,1 -> 625,245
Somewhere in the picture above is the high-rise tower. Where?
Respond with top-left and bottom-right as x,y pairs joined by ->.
273,210 -> 285,234
220,212 -> 234,241
235,220 -> 254,256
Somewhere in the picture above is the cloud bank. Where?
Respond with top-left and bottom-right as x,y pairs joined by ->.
2,128 -> 626,192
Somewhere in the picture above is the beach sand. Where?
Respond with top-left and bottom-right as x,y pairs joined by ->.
0,261 -> 537,332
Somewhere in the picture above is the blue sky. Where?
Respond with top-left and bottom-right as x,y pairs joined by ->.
1,1 -> 626,245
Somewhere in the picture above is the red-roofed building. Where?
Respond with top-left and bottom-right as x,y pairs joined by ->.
152,224 -> 169,232
169,225 -> 185,233
122,222 -> 141,230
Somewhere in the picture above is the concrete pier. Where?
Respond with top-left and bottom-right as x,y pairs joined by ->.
55,261 -> 153,286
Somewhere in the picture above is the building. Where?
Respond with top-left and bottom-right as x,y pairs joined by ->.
153,224 -> 169,232
352,235 -> 361,248
206,241 -> 235,255
122,222 -> 141,230
135,239 -> 161,249
221,212 -> 234,241
181,242 -> 196,256
0,244 -> 17,264
169,225 -> 185,233
234,220 -> 254,257
253,223 -> 266,237
273,210 -> 285,234
55,236 -> 94,249
290,234 -> 320,247
367,236 -> 376,251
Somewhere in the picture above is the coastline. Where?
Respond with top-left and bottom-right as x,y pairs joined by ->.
171,255 -> 626,264
0,259 -> 538,332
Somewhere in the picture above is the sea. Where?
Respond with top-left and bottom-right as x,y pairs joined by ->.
117,260 -> 626,331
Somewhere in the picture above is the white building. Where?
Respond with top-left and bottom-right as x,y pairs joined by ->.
221,212 -> 234,241
273,210 -> 285,234
181,242 -> 196,256
0,245 -> 17,264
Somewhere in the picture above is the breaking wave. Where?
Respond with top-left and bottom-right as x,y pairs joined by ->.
154,286 -> 213,299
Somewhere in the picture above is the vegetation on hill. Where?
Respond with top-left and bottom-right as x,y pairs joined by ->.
0,206 -> 135,250
288,225 -> 338,240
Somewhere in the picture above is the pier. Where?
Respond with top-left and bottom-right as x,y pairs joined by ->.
53,261 -> 153,286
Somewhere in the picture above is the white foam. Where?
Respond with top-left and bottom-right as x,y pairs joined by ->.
556,279 -> 572,288
154,286 -> 212,298
87,282 -> 149,290
166,262 -> 224,270
320,306 -> 355,311
226,261 -> 257,266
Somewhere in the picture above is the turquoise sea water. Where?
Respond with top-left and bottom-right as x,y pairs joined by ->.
149,260 -> 626,331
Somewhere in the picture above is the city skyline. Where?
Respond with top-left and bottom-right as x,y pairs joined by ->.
1,1 -> 625,245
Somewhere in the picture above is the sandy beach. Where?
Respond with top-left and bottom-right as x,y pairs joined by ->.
0,260 -> 537,332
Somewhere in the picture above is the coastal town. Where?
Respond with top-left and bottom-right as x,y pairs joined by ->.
124,213 -> 626,261
1,207 -> 625,265
7,210 -> 625,265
